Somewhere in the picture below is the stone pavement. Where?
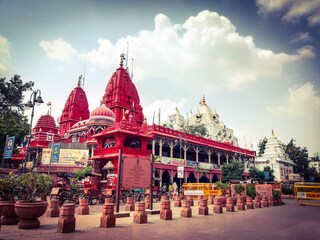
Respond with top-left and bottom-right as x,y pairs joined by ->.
1,199 -> 320,240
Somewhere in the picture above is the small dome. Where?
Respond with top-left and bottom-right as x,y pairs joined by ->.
89,104 -> 115,126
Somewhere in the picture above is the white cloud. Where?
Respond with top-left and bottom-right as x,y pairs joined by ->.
79,10 -> 314,92
291,32 -> 314,44
143,98 -> 187,124
267,82 -> 320,121
39,38 -> 77,63
0,35 -> 11,77
256,0 -> 320,26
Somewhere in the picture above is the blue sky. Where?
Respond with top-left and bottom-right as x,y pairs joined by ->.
1,0 -> 319,155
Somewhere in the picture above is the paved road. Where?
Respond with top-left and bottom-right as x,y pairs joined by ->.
1,199 -> 319,240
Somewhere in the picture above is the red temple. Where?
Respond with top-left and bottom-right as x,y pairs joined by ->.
15,54 -> 255,191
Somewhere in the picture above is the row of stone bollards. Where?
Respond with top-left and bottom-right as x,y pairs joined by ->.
49,194 -> 281,233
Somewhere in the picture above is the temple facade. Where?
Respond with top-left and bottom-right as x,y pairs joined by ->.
22,54 -> 254,189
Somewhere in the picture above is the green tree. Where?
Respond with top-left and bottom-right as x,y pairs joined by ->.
221,160 -> 244,181
257,137 -> 267,156
0,75 -> 33,158
283,139 -> 309,180
249,167 -> 264,179
188,124 -> 209,138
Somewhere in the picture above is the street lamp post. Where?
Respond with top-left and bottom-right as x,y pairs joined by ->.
24,89 -> 44,172
178,132 -> 187,194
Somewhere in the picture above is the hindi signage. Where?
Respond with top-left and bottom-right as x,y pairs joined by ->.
122,156 -> 151,189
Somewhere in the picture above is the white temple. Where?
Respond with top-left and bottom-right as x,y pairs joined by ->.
255,130 -> 295,181
163,96 -> 238,146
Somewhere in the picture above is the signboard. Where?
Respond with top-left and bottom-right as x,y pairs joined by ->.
255,184 -> 273,199
184,190 -> 204,195
160,156 -> 186,166
186,160 -> 198,168
297,192 -> 320,200
177,166 -> 184,179
4,136 -> 15,159
288,173 -> 300,182
198,162 -> 213,170
51,143 -> 61,163
122,155 -> 151,189
42,148 -> 89,165
263,171 -> 270,180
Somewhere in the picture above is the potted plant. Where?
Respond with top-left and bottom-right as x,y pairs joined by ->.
0,172 -> 20,224
234,184 -> 245,196
14,172 -> 53,229
246,185 -> 256,198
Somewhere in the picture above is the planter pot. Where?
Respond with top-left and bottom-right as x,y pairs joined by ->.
0,201 -> 19,225
15,200 -> 48,229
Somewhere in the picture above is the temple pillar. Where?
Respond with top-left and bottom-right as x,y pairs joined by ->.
217,152 -> 221,166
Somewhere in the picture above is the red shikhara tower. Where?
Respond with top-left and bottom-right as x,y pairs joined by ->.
59,77 -> 90,136
102,55 -> 144,127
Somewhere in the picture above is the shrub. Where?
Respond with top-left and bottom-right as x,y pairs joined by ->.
282,184 -> 294,195
246,185 -> 256,198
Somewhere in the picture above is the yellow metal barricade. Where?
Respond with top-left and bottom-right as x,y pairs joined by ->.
182,183 -> 222,198
294,182 -> 320,206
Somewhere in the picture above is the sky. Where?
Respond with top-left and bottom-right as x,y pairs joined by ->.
0,0 -> 319,155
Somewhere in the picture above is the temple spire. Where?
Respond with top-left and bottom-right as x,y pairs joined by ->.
120,53 -> 125,67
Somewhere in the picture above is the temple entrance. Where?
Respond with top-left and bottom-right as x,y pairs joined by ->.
212,174 -> 218,183
161,170 -> 170,189
199,174 -> 209,183
187,172 -> 196,183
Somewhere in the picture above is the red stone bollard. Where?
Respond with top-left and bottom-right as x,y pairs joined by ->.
268,196 -> 275,206
213,196 -> 223,213
220,196 -> 227,207
57,204 -> 76,233
186,195 -> 194,206
100,203 -> 116,228
105,197 -> 113,204
261,197 -> 269,207
145,195 -> 151,209
207,195 -> 214,205
161,195 -> 169,201
237,196 -> 246,210
78,198 -> 89,215
197,195 -> 204,205
160,200 -> 172,220
125,197 -> 135,211
133,202 -> 148,224
198,199 -> 209,215
174,195 -> 182,207
246,197 -> 254,209
253,197 -> 262,208
226,197 -> 235,212
47,198 -> 60,217
180,200 -> 192,218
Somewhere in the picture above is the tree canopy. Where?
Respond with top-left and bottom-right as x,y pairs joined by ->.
257,137 -> 267,156
187,124 -> 209,138
0,75 -> 33,157
221,160 -> 244,181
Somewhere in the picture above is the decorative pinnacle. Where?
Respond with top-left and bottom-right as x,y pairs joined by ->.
120,53 -> 125,67
78,75 -> 82,86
